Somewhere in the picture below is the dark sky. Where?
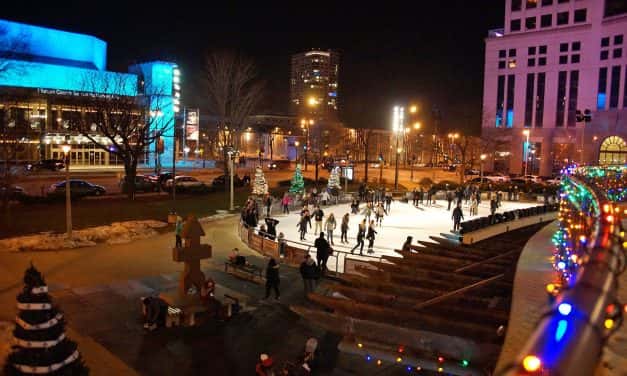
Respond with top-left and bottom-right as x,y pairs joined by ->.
2,1 -> 504,134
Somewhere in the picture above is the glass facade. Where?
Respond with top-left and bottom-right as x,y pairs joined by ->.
609,66 -> 621,108
524,73 -> 535,127
567,70 -> 579,127
597,67 -> 608,110
535,73 -> 545,128
496,75 -> 505,127
556,71 -> 567,127
506,74 -> 516,128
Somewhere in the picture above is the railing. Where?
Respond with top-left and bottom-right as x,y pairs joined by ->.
503,167 -> 626,375
237,220 -> 383,276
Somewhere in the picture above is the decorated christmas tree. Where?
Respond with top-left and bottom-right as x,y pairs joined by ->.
252,166 -> 268,195
289,164 -> 305,194
4,264 -> 88,376
328,167 -> 341,190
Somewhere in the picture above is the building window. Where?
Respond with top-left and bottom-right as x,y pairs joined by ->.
542,0 -> 553,5
558,0 -> 569,3
609,66 -> 621,108
536,73 -> 545,128
614,49 -> 623,58
511,19 -> 521,31
528,58 -> 536,67
599,136 -> 627,165
598,67 -> 608,109
559,55 -> 568,64
525,73 -> 535,127
512,0 -> 522,11
560,43 -> 569,52
508,59 -> 517,68
601,50 -> 609,60
571,54 -> 580,63
499,49 -> 507,58
526,17 -> 537,30
615,35 -> 624,45
556,71 -> 567,127
567,71 -> 579,127
541,14 -> 552,27
506,75 -> 516,128
528,46 -> 536,55
509,49 -> 517,57
574,9 -> 587,23
539,45 -> 547,54
499,60 -> 506,69
496,75 -> 505,127
572,41 -> 581,51
539,57 -> 547,66
557,12 -> 569,25
526,0 -> 538,9
602,37 -> 610,47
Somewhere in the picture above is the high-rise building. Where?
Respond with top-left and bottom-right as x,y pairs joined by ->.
481,0 -> 627,176
290,49 -> 339,122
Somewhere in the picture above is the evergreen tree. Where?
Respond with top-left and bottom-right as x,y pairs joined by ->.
252,166 -> 268,195
328,167 -> 341,190
4,264 -> 88,376
289,164 -> 305,194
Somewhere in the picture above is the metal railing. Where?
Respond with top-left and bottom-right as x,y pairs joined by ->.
238,220 -> 383,276
503,168 -> 626,375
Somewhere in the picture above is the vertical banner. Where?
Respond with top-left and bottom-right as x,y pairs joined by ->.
185,108 -> 199,141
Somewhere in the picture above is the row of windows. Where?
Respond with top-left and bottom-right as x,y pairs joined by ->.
512,0 -> 569,11
601,49 -> 624,60
511,9 -> 586,31
602,35 -> 624,47
499,42 -> 624,70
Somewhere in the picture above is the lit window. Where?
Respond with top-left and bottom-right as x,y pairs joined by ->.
508,59 -> 517,68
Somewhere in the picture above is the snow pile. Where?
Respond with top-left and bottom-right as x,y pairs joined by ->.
0,320 -> 13,369
0,220 -> 167,252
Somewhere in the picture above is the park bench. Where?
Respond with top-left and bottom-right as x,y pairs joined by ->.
224,259 -> 264,284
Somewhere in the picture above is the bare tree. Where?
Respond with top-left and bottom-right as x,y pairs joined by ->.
452,135 -> 483,184
71,73 -> 173,199
205,51 -> 264,179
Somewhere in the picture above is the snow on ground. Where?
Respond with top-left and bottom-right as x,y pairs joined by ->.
261,199 -> 537,272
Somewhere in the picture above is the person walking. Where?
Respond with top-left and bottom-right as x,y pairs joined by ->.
264,258 -> 280,300
325,213 -> 337,245
402,236 -> 413,252
490,197 -> 497,224
452,203 -> 464,232
281,193 -> 291,214
264,194 -> 273,217
351,219 -> 366,255
314,232 -> 331,272
299,254 -> 318,298
174,215 -> 183,248
470,193 -> 478,216
375,203 -> 387,226
340,213 -> 349,244
366,219 -> 377,254
362,203 -> 373,223
418,186 -> 424,206
446,190 -> 454,211
385,191 -> 392,212
313,206 -> 325,235
297,212 -> 312,241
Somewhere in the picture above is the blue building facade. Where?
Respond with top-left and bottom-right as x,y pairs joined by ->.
0,19 -> 179,167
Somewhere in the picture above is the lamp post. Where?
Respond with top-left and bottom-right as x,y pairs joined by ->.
523,129 -> 530,176
294,141 -> 300,164
480,154 -> 486,183
227,149 -> 239,211
392,106 -> 404,190
183,146 -> 190,164
62,145 -> 72,238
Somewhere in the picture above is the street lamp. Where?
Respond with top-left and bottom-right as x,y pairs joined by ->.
480,154 -> 486,183
61,144 -> 72,238
227,149 -> 239,211
392,105 -> 405,190
523,129 -> 530,176
294,140 -> 300,163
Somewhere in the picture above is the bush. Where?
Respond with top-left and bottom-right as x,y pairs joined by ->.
418,177 -> 434,187
433,180 -> 460,191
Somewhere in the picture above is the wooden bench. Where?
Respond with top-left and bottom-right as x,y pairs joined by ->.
224,260 -> 264,284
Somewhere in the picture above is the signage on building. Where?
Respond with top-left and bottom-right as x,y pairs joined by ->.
185,108 -> 199,141
37,88 -> 118,99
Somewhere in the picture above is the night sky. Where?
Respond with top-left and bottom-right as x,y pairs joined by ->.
2,1 -> 504,134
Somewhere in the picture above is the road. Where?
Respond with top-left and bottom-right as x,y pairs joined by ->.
12,163 -> 460,196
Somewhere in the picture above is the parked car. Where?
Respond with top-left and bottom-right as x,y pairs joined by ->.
522,175 -> 543,184
443,164 -> 457,172
48,180 -> 106,198
467,177 -> 491,184
544,176 -> 562,185
119,175 -> 158,193
465,169 -> 480,176
482,173 -> 510,183
267,162 -> 278,170
165,176 -> 209,192
0,185 -> 25,200
26,159 -> 65,171
146,172 -> 174,188
211,174 -> 245,189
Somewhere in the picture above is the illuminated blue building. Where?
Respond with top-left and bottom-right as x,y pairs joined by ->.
0,19 -> 179,167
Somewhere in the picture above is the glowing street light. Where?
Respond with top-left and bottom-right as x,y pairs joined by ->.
413,122 -> 421,130
410,105 -> 418,114
480,154 -> 486,182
